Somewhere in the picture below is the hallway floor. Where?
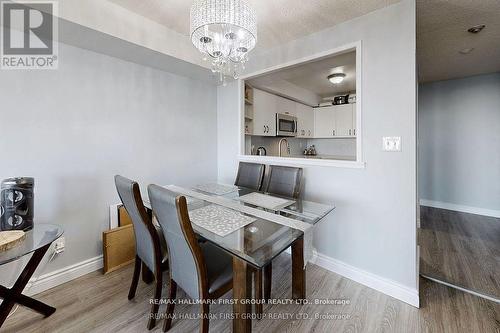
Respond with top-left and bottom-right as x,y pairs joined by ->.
419,206 -> 500,300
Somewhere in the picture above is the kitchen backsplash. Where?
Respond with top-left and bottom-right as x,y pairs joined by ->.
306,138 -> 356,157
246,136 -> 356,158
248,137 -> 306,156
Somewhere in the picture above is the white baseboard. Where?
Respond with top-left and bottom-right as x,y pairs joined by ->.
419,199 -> 500,219
310,251 -> 419,308
27,256 -> 103,296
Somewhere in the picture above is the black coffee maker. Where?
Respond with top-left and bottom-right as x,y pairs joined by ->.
0,177 -> 34,231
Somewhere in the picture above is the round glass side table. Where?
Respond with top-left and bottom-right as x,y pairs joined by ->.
0,224 -> 63,327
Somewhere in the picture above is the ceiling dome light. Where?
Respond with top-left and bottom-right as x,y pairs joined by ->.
328,73 -> 346,84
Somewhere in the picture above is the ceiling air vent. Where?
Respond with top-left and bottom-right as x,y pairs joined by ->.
467,25 -> 486,34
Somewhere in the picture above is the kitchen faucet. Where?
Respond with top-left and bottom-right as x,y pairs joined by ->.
278,138 -> 290,157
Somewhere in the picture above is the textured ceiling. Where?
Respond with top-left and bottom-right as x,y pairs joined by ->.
417,0 -> 500,83
108,0 -> 399,52
249,51 -> 356,98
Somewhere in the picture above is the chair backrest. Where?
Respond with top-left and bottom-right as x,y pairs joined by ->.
148,184 -> 207,300
234,162 -> 265,190
114,175 -> 162,274
265,165 -> 303,199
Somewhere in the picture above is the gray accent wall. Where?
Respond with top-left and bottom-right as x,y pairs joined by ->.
218,0 -> 418,296
419,73 -> 500,211
0,41 -> 217,275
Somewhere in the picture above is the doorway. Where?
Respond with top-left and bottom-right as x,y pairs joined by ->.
417,1 -> 500,302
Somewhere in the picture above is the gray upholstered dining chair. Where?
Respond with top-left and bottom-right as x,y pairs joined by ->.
148,184 -> 233,333
114,175 -> 168,330
234,162 -> 266,190
265,165 -> 303,199
254,165 -> 303,314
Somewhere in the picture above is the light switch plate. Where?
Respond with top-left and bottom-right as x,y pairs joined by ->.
383,136 -> 401,152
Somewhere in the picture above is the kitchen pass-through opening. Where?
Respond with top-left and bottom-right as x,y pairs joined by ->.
238,42 -> 363,168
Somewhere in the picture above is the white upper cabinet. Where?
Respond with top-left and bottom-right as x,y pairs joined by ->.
251,88 -> 356,139
335,104 -> 354,137
253,89 -> 277,136
313,104 -> 356,138
352,102 -> 357,136
296,103 -> 314,137
277,97 -> 297,116
314,106 -> 336,137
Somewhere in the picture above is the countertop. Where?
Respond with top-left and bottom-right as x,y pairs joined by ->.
288,154 -> 356,161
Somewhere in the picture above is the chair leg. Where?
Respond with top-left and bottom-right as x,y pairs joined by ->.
264,263 -> 272,302
147,272 -> 163,330
128,256 -> 141,300
163,279 -> 177,332
142,263 -> 154,284
254,269 -> 263,317
200,303 -> 209,333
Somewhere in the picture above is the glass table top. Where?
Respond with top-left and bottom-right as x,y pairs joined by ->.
144,183 -> 335,268
194,184 -> 336,225
184,198 -> 303,268
0,224 -> 63,265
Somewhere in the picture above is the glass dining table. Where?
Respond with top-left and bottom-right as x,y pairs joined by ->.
144,183 -> 335,333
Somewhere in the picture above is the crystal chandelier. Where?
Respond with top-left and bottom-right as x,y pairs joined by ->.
190,0 -> 257,84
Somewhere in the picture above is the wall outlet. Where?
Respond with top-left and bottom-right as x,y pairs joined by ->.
54,237 -> 65,254
383,136 -> 401,152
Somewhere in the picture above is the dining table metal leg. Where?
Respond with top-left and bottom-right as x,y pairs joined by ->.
291,236 -> 306,300
233,256 -> 252,333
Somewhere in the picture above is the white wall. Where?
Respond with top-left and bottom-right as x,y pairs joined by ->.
54,0 -> 205,67
217,0 -> 418,305
0,42 -> 217,276
419,73 -> 500,214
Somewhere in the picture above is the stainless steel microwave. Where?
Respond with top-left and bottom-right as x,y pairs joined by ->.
276,113 -> 297,137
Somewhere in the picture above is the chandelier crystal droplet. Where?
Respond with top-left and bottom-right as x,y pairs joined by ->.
190,0 -> 257,84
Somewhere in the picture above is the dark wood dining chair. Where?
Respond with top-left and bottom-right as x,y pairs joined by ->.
234,162 -> 266,190
255,165 -> 303,314
114,175 -> 168,330
148,184 -> 233,333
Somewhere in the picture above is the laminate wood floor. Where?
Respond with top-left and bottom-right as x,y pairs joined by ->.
419,206 -> 500,299
3,253 -> 500,333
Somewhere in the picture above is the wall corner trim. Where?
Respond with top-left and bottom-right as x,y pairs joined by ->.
28,255 -> 104,296
311,250 -> 420,308
419,199 -> 500,219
